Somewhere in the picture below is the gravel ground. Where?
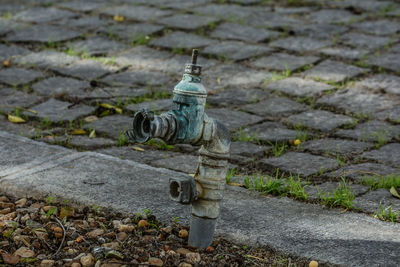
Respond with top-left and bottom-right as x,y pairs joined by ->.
0,194 -> 319,267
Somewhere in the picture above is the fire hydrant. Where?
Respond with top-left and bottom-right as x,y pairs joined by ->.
126,49 -> 230,249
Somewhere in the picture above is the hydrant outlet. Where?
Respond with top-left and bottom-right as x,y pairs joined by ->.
169,176 -> 197,204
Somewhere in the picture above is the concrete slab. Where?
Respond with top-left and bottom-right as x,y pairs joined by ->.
1,132 -> 400,266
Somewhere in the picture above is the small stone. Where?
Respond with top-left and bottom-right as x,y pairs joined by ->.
118,224 -> 135,232
309,260 -> 318,267
116,232 -> 128,241
149,257 -> 163,266
67,248 -> 79,255
178,263 -> 192,267
101,242 -> 119,250
53,227 -> 63,238
185,252 -> 201,264
176,248 -> 191,255
161,226 -> 173,234
15,198 -> 27,208
87,229 -> 104,238
178,229 -> 188,239
105,250 -> 124,260
138,220 -> 148,228
40,259 -> 55,267
206,246 -> 214,253
71,263 -> 81,267
14,247 -> 35,258
80,253 -> 95,267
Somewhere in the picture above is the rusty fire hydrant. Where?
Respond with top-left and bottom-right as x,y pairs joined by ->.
125,49 -> 230,249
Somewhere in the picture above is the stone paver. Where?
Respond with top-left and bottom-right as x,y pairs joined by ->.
158,14 -> 218,30
302,138 -> 374,157
250,53 -> 319,71
0,67 -> 43,87
13,7 -> 77,23
354,189 -> 400,214
241,97 -> 308,118
150,31 -> 216,50
5,24 -> 81,43
83,115 -> 132,140
0,44 -> 30,62
126,99 -> 171,113
98,23 -> 163,42
57,1 -> 108,12
316,87 -> 397,117
244,12 -> 304,29
305,182 -> 369,201
336,120 -> 400,143
241,121 -> 299,144
24,98 -> 96,123
205,108 -> 263,131
203,41 -> 273,61
210,22 -> 279,42
15,51 -> 79,69
101,5 -> 172,21
68,36 -> 127,56
319,46 -> 368,60
32,77 -> 90,97
351,20 -> 400,36
265,77 -> 334,97
303,60 -> 367,83
361,143 -> 400,168
287,110 -> 353,132
326,163 -> 400,183
54,59 -> 119,81
202,64 -> 272,90
207,88 -> 268,107
355,74 -> 400,96
101,69 -> 171,87
193,4 -> 256,19
270,37 -> 330,53
307,9 -> 362,24
368,52 -> 400,73
257,152 -> 339,177
293,23 -> 348,40
0,88 -> 42,113
340,32 -> 392,50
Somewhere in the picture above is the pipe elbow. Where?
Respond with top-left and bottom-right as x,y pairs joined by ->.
199,114 -> 230,157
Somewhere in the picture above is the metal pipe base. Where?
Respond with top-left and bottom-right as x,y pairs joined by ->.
188,215 -> 217,249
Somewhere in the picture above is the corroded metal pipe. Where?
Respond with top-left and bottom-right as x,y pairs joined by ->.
126,49 -> 230,249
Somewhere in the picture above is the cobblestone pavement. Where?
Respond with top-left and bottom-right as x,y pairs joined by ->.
1,0 -> 400,232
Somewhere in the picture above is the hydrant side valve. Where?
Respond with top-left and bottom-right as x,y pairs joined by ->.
126,49 -> 230,249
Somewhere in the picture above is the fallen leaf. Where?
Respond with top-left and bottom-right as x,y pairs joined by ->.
113,14 -> 125,22
71,129 -> 87,135
99,110 -> 112,117
217,77 -> 221,84
8,114 -> 26,123
131,146 -> 145,151
188,174 -> 195,177
60,207 -> 73,219
114,107 -> 123,114
100,103 -> 123,114
89,129 -> 96,138
76,236 -> 83,243
390,187 -> 400,199
84,115 -> 98,123
25,109 -> 38,114
227,182 -> 242,187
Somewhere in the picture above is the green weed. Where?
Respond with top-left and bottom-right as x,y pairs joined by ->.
145,139 -> 174,150
362,174 -> 400,190
319,178 -> 354,209
226,168 -> 237,183
234,128 -> 258,142
269,141 -> 287,157
374,202 -> 398,222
